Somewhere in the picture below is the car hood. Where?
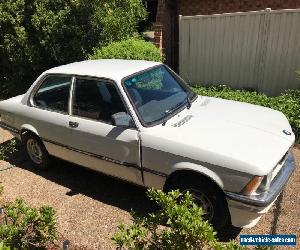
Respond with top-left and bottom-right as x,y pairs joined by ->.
141,96 -> 295,176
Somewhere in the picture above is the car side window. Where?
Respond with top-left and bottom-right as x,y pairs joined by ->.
72,78 -> 126,123
33,75 -> 72,113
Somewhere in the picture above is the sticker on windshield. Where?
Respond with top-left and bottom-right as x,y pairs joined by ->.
125,78 -> 137,87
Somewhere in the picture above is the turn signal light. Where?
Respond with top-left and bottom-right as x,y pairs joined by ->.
241,176 -> 264,195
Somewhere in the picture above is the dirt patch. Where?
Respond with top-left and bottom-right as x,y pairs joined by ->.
0,128 -> 299,249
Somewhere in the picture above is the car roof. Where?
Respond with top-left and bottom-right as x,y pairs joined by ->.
45,59 -> 162,82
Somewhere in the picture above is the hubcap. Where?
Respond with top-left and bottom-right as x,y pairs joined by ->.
184,188 -> 214,222
26,139 -> 43,164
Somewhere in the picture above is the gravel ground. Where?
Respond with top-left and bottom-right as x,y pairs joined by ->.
0,128 -> 299,249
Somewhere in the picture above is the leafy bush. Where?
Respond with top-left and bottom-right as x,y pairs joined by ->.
112,189 -> 244,250
0,0 -> 147,98
0,242 -> 10,250
193,86 -> 300,143
0,140 -> 17,161
89,38 -> 163,62
0,198 -> 57,249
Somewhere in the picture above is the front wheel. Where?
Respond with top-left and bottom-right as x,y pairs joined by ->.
173,176 -> 230,231
24,134 -> 49,170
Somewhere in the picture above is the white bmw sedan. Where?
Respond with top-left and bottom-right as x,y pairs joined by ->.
0,59 -> 295,230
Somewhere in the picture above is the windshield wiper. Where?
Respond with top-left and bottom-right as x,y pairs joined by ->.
186,89 -> 197,109
162,92 -> 194,126
164,94 -> 193,117
165,102 -> 183,115
161,98 -> 187,126
186,94 -> 191,109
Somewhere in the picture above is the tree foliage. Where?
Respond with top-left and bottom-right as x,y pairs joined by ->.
0,0 -> 147,98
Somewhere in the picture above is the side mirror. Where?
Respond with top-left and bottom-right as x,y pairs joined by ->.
112,112 -> 134,127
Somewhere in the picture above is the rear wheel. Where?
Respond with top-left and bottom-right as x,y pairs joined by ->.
23,133 -> 49,170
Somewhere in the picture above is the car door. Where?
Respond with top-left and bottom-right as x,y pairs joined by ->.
65,76 -> 143,185
25,74 -> 73,156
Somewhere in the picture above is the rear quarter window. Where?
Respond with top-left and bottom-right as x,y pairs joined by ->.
33,75 -> 72,113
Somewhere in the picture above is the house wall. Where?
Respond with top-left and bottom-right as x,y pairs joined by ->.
154,0 -> 177,68
155,0 -> 300,70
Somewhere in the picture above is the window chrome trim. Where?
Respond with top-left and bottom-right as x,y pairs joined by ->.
68,76 -> 76,115
28,73 -> 138,129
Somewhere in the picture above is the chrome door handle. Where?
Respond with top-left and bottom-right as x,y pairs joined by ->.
69,121 -> 79,128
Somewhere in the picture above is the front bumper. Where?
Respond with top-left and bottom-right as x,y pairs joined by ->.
225,152 -> 295,228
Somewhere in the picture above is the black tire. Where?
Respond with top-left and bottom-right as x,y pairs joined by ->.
172,175 -> 229,231
23,133 -> 49,170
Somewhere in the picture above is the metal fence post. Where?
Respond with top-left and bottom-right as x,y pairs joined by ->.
257,8 -> 271,92
178,15 -> 183,76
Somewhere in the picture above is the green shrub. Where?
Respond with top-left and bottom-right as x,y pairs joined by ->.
112,188 -> 244,250
89,38 -> 163,62
0,0 -> 147,98
0,198 -> 57,249
0,242 -> 10,250
0,140 -> 17,161
192,86 -> 300,143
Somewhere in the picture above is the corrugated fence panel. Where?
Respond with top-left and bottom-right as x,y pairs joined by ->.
179,9 -> 300,96
261,10 -> 300,95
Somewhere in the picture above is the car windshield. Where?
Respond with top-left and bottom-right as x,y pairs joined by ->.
123,65 -> 196,126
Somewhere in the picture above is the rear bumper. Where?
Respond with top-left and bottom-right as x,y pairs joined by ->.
225,151 -> 295,228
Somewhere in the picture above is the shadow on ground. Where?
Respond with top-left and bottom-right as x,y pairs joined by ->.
3,140 -> 157,218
